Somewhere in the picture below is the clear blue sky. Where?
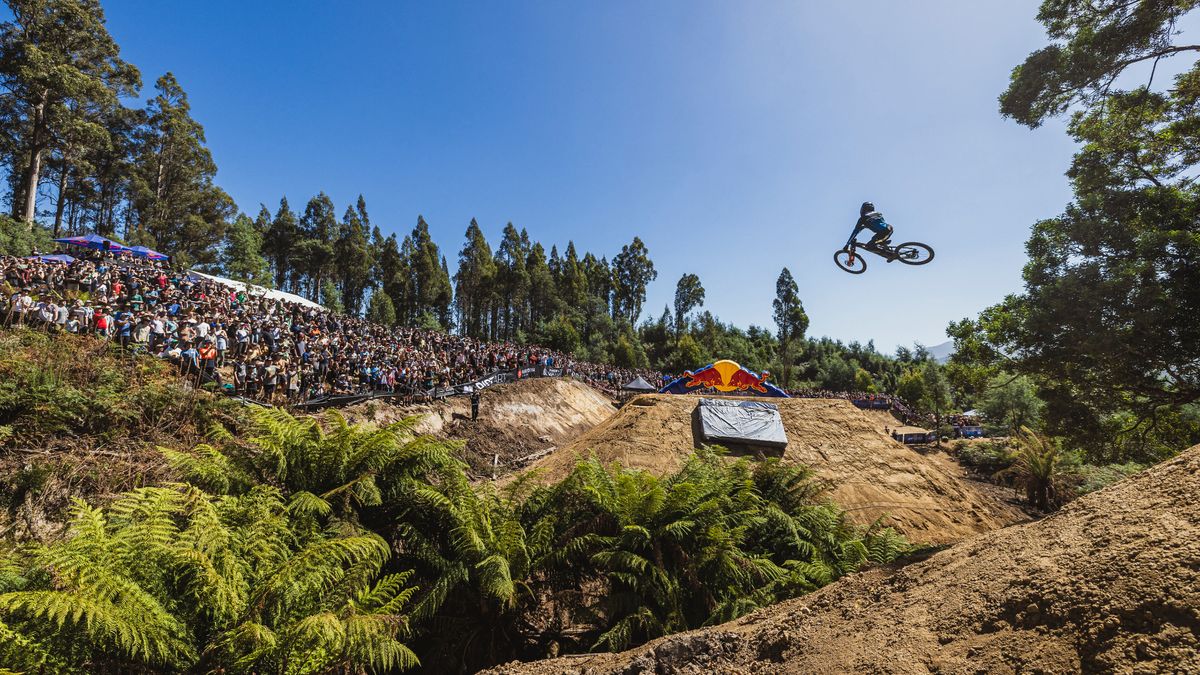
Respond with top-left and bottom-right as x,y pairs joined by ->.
97,0 -> 1079,353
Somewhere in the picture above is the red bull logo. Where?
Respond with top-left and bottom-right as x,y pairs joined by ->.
727,368 -> 770,394
681,360 -> 773,394
684,365 -> 725,389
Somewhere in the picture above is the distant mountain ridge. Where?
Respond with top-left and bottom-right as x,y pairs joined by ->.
927,340 -> 954,364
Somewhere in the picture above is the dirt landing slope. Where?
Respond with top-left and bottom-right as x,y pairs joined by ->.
859,407 -> 908,432
489,445 -> 1200,675
344,378 -> 615,477
522,395 -> 1025,544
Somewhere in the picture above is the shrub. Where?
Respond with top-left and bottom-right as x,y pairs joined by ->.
956,439 -> 1015,475
0,217 -> 53,257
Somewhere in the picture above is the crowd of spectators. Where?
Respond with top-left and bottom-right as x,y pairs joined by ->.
1,249 -> 971,427
1,251 -> 665,404
786,387 -> 935,427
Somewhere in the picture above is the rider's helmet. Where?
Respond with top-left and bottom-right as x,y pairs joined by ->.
861,201 -> 874,216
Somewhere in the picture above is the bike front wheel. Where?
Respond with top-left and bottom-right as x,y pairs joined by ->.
834,249 -> 867,274
893,242 -> 934,265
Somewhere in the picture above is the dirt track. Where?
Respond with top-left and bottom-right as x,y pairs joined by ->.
344,377 -> 616,477
520,395 -> 1026,544
488,443 -> 1200,675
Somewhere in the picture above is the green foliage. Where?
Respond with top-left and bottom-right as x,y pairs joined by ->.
953,0 -> 1200,463
955,440 -> 1016,476
0,216 -> 53,256
772,268 -> 809,387
129,73 -> 236,266
0,485 -> 419,673
319,279 -> 344,314
334,197 -> 375,315
673,273 -> 705,337
1001,426 -> 1065,511
163,407 -> 455,526
853,368 -> 876,393
1065,460 -> 1146,496
611,237 -> 657,324
365,289 -> 397,326
895,369 -> 926,406
315,433 -> 905,670
0,330 -> 233,448
218,212 -> 273,286
611,331 -> 648,369
0,0 -> 141,225
979,374 -> 1045,434
536,314 -> 582,355
1,372 -> 907,673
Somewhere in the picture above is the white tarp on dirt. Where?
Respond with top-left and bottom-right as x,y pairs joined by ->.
186,270 -> 326,311
696,398 -> 788,449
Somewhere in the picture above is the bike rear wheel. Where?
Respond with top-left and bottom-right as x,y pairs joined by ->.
834,249 -> 867,274
893,242 -> 934,265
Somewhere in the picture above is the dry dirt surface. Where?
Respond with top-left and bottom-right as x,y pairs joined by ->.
520,395 -> 1026,544
343,377 -> 616,478
486,444 -> 1200,675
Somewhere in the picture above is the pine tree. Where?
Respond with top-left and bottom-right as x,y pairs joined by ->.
583,253 -> 613,316
406,216 -> 451,327
0,0 -> 140,226
334,197 -> 374,315
454,219 -> 495,338
129,73 -> 234,265
219,213 -> 271,285
773,268 -> 809,387
493,223 -> 529,339
295,192 -> 337,301
525,242 -> 557,329
376,231 -> 411,324
558,242 -> 588,312
673,273 -> 705,338
366,289 -> 397,326
611,237 -> 657,324
264,197 -> 299,291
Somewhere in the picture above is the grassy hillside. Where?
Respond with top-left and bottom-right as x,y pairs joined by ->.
0,330 -> 241,537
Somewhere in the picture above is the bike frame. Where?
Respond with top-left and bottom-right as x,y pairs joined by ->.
843,240 -> 894,266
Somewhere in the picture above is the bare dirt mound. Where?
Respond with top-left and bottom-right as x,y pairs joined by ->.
522,395 -> 1025,544
859,407 -> 907,432
344,378 -> 615,478
488,444 -> 1200,675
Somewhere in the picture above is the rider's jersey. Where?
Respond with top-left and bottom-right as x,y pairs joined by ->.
852,211 -> 889,238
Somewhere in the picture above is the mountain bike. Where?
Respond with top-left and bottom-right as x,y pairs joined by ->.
834,238 -> 934,274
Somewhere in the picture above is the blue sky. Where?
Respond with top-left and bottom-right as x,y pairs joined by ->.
97,0 -> 1078,353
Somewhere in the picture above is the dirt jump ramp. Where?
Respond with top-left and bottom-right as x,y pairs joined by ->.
489,443 -> 1200,675
344,378 -> 617,477
522,394 -> 1026,545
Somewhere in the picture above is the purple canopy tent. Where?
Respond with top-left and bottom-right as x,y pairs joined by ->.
53,233 -> 128,252
127,245 -> 169,261
26,254 -> 76,264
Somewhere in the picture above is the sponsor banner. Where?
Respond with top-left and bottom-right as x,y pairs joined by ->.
659,359 -> 789,398
852,399 -> 892,410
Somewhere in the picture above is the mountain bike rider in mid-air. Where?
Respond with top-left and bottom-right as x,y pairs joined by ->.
848,201 -> 894,257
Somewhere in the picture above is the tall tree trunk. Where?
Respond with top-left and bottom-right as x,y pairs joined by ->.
53,161 -> 70,237
20,92 -> 50,227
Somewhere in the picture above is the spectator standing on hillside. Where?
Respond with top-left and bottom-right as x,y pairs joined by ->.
471,390 -> 481,421
215,331 -> 228,367
198,339 -> 217,382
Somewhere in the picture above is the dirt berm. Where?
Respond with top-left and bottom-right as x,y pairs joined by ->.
488,444 -> 1200,675
520,395 -> 1026,544
343,377 -> 616,478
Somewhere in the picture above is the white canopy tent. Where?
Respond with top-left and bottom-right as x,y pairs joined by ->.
186,270 -> 326,311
